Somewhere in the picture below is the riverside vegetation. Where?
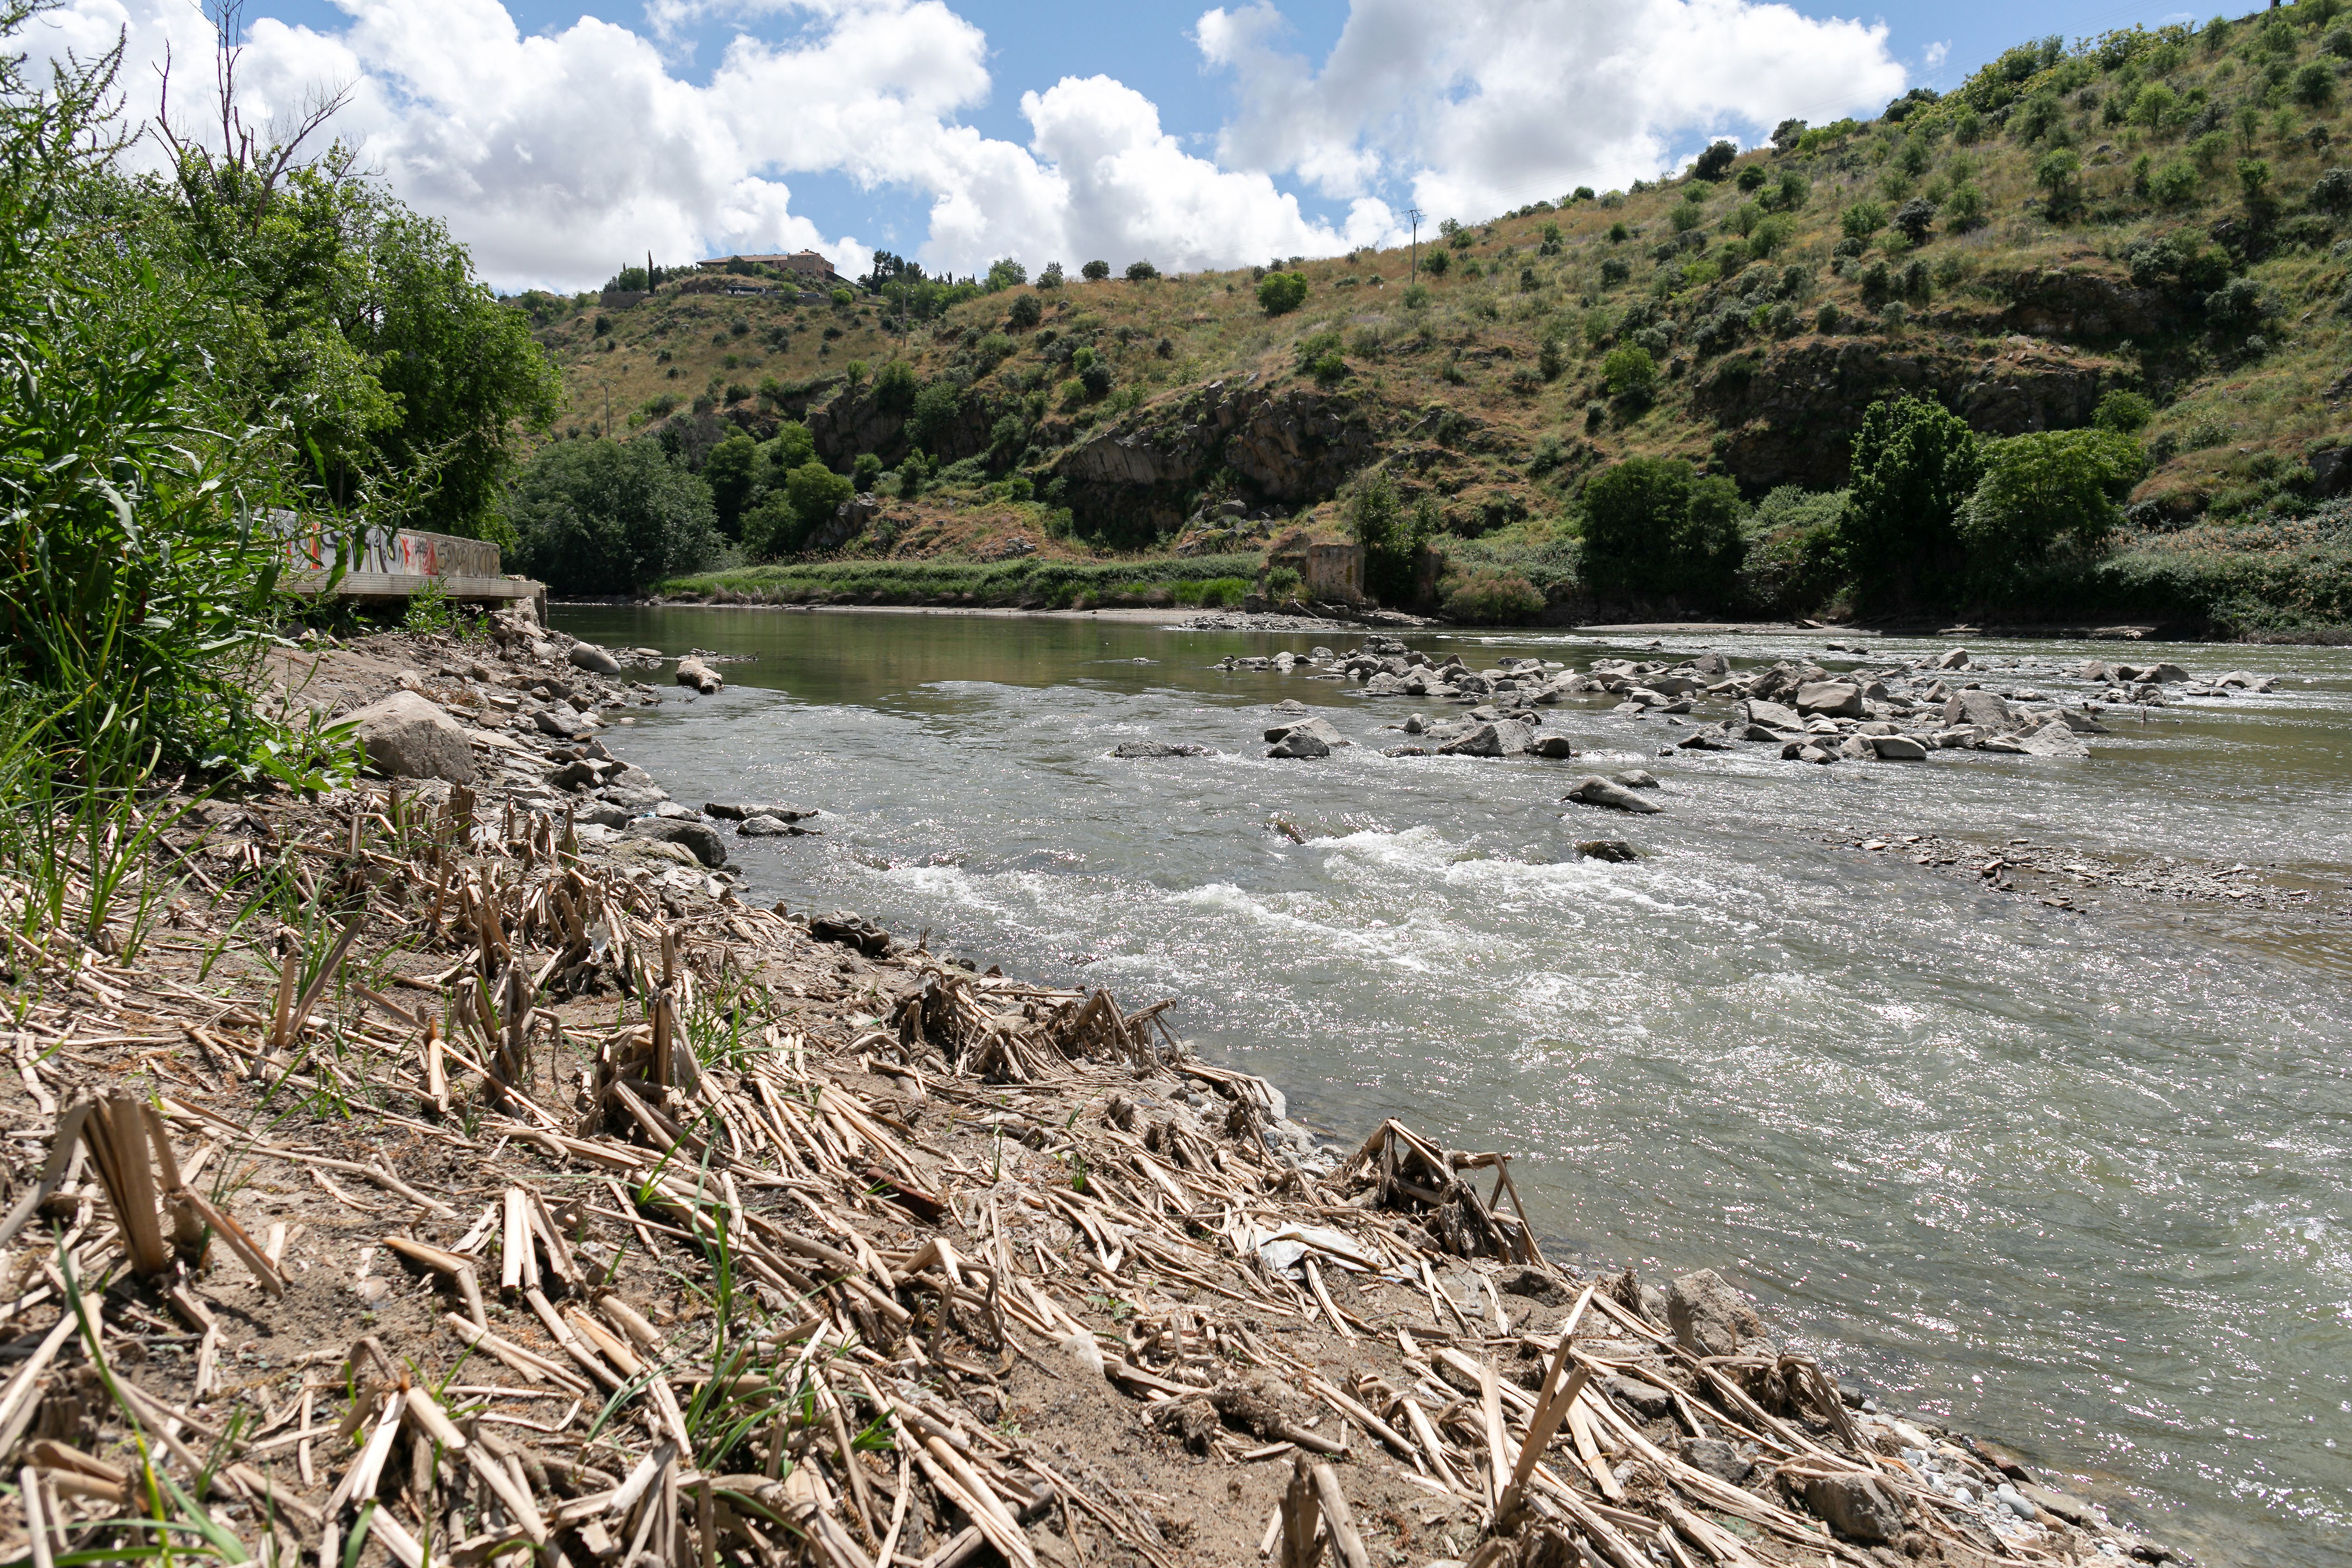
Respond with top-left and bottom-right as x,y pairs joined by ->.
522,4 -> 2352,636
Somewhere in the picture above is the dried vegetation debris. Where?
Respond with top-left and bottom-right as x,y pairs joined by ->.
0,754 -> 2185,1567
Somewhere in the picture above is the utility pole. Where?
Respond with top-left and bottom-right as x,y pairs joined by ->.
1407,206 -> 1424,284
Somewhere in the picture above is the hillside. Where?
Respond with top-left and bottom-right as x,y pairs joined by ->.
525,7 -> 2352,632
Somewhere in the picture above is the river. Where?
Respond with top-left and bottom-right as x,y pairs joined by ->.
553,604 -> 2352,1566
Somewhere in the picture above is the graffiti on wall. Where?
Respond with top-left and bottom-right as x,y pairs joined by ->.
268,515 -> 503,581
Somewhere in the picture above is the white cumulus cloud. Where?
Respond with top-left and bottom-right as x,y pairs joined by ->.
1197,0 -> 1909,220
23,0 -> 1905,291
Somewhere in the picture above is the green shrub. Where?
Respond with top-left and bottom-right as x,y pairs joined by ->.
908,380 -> 963,447
853,452 -> 883,491
1600,344 -> 1656,398
1956,428 -> 2143,582
1421,247 -> 1450,277
1841,201 -> 1887,241
1263,565 -> 1303,600
1837,395 -> 1982,604
1006,293 -> 1042,330
1124,260 -> 1158,281
2293,60 -> 2336,106
1347,470 -> 1430,604
1578,457 -> 1745,603
704,429 -> 760,536
2148,158 -> 2199,206
1172,575 -> 1250,607
1694,140 -> 1737,181
2093,389 -> 2156,433
1081,259 -> 1111,280
1257,271 -> 1309,315
508,438 -> 721,593
1441,570 -> 1546,623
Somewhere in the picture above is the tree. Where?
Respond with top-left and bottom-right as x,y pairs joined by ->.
2093,390 -> 2155,433
2148,159 -> 2198,207
1892,198 -> 1935,245
2295,60 -> 2337,108
1578,458 -> 1745,602
1036,260 -> 1065,288
1256,270 -> 1309,315
1007,292 -> 1043,330
908,380 -> 963,448
702,429 -> 759,538
1837,396 -> 1982,604
1600,345 -> 1656,399
853,453 -> 882,492
2034,148 -> 2083,214
1080,259 -> 1111,280
1694,140 -> 1737,181
506,439 -> 718,595
742,462 -> 852,558
1841,201 -> 1887,241
1771,118 -> 1807,152
870,359 -> 920,416
985,257 -> 1027,291
1345,470 -> 1428,604
1123,260 -> 1158,281
1955,429 -> 2141,579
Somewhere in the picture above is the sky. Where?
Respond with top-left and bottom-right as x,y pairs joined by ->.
25,0 -> 2211,292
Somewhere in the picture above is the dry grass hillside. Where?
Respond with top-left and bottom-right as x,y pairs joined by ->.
525,6 -> 2352,629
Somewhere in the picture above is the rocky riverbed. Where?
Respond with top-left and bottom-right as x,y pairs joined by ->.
1219,638 -> 2288,792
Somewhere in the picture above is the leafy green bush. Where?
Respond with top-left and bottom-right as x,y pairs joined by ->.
1440,570 -> 1546,623
1841,201 -> 1887,240
1838,395 -> 1982,604
1955,429 -> 2141,576
908,380 -> 964,447
1422,247 -> 1451,277
1578,457 -> 1746,603
2093,389 -> 2156,433
853,453 -> 883,491
1262,565 -> 1303,599
741,461 -> 854,558
704,429 -> 760,537
1171,576 -> 1250,607
508,438 -> 720,594
1347,470 -> 1431,605
1257,271 -> 1309,315
1600,345 -> 1656,398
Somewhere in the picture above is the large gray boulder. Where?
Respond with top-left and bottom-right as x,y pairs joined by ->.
1436,720 -> 1531,757
1666,1268 -> 1762,1357
534,706 -> 586,738
1794,681 -> 1864,718
624,817 -> 728,868
1265,717 -> 1347,758
1742,699 -> 1803,732
1936,647 -> 1971,670
1801,1474 -> 1904,1543
1943,688 -> 2016,730
567,643 -> 622,676
2019,719 -> 2090,757
1868,734 -> 1929,760
349,693 -> 477,784
1563,776 -> 1663,813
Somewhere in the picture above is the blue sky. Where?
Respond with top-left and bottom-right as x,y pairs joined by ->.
46,0 -> 2216,288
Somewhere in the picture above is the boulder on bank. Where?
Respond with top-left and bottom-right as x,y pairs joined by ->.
349,692 -> 478,784
1801,1474 -> 1904,1543
1563,776 -> 1663,813
624,817 -> 728,868
567,644 -> 622,676
706,801 -> 819,821
675,656 -> 723,694
534,706 -> 586,738
1743,699 -> 1803,731
1666,1268 -> 1763,1357
1869,734 -> 1929,761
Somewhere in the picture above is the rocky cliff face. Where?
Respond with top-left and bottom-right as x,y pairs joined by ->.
1697,335 -> 2122,490
1053,377 -> 1383,536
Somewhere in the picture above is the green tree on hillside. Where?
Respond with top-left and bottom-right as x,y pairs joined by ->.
703,429 -> 760,538
1955,429 -> 2142,585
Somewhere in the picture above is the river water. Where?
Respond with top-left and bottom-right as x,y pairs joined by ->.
554,605 -> 2352,1565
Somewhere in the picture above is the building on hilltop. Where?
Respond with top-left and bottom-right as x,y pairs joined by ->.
695,249 -> 849,287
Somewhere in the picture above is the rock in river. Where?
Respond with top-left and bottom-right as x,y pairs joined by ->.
1794,681 -> 1865,718
1563,776 -> 1663,813
1110,740 -> 1213,758
1869,734 -> 1929,760
2018,719 -> 2089,757
1576,839 -> 1638,862
1436,720 -> 1531,757
1265,717 -> 1347,758
1943,689 -> 2016,730
675,656 -> 724,694
706,800 -> 819,821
